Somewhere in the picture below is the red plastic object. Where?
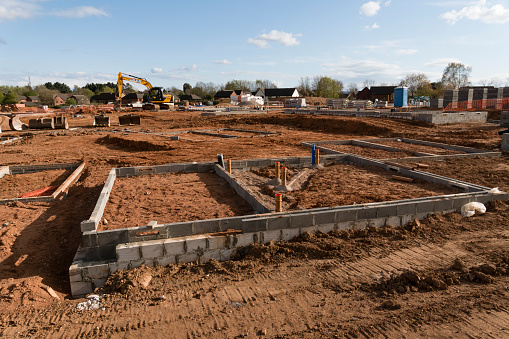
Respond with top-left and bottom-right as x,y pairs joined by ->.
19,186 -> 58,198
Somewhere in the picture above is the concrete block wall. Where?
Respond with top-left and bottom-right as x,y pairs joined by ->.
70,188 -> 508,298
502,134 -> 509,151
71,155 -> 509,297
81,169 -> 116,232
501,111 -> 509,127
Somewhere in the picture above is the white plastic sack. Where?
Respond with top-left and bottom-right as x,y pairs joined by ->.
489,187 -> 503,194
461,202 -> 486,217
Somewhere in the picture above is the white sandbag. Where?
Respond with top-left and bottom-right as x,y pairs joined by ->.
489,187 -> 503,194
461,202 -> 486,217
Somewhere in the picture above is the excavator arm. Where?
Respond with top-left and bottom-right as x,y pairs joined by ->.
116,72 -> 153,103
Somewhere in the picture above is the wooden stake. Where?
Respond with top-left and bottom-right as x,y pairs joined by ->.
275,161 -> 280,179
227,159 -> 232,174
391,175 -> 414,183
315,149 -> 320,165
416,163 -> 429,168
282,167 -> 287,186
275,194 -> 282,212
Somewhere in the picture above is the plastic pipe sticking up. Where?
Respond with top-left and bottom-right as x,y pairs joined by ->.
275,161 -> 280,180
311,144 -> 316,165
275,194 -> 282,212
282,167 -> 287,186
315,149 -> 320,165
227,159 -> 232,174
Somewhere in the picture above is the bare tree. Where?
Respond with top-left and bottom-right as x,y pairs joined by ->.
441,62 -> 472,89
363,79 -> 376,89
400,73 -> 431,97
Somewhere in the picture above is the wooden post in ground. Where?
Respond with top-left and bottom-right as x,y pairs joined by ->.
227,159 -> 232,174
275,161 -> 280,180
282,167 -> 287,186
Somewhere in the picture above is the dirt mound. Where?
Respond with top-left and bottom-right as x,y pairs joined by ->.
370,256 -> 509,295
96,134 -> 174,152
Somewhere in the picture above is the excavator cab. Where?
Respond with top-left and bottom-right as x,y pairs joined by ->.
148,87 -> 164,103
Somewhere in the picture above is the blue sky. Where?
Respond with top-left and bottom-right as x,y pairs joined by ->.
1,0 -> 508,90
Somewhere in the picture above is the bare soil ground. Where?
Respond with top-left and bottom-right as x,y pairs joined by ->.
373,139 -> 466,155
0,110 -> 508,338
0,169 -> 71,199
233,164 -> 462,211
101,172 -> 255,230
322,143 -> 414,158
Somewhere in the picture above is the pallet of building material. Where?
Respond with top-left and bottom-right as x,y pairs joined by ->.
28,118 -> 54,129
326,98 -> 349,109
374,100 -> 388,108
94,115 -> 110,127
119,114 -> 141,126
348,100 -> 373,108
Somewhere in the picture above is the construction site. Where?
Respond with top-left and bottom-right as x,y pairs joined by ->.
1,100 -> 509,338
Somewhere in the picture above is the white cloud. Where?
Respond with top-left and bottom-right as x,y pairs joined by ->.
384,0 -> 392,6
0,0 -> 39,21
214,59 -> 233,65
424,57 -> 464,67
151,67 -> 163,73
248,30 -> 302,48
364,22 -> 380,30
0,1 -> 107,22
360,1 -> 381,16
396,49 -> 418,55
51,6 -> 108,18
441,0 -> 509,24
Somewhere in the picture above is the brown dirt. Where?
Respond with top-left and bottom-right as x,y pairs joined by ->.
100,172 -> 255,230
0,169 -> 72,199
373,139 -> 466,155
0,110 -> 509,337
321,143 -> 414,158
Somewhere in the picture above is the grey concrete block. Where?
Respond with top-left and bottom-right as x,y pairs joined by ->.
140,242 -> 164,259
194,219 -> 221,234
166,222 -> 194,238
116,167 -> 136,177
397,202 -> 417,216
71,281 -> 93,297
377,205 -> 398,218
313,210 -> 336,226
82,232 -> 98,247
242,218 -> 267,232
86,264 -> 109,280
416,200 -> 436,214
131,259 -> 148,268
281,228 -> 300,241
84,245 -> 116,261
156,255 -> 176,266
267,215 -> 291,230
97,230 -> 128,247
177,252 -> 199,264
386,216 -> 402,227
164,239 -> 185,256
434,199 -> 454,212
368,218 -> 386,228
218,216 -> 245,231
108,261 -> 129,274
317,224 -> 335,234
290,213 -> 314,228
263,230 -> 282,243
116,243 -> 141,261
336,209 -> 358,222
92,278 -> 107,289
357,207 -> 377,220
186,236 -> 208,253
80,220 -> 97,232
208,236 -> 227,250
300,225 -> 317,234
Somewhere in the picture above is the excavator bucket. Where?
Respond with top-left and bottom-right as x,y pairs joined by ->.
28,118 -> 55,129
53,116 -> 69,129
9,116 -> 25,131
94,115 -> 110,127
119,114 -> 141,126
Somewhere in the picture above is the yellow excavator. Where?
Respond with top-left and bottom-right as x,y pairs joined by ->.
115,72 -> 174,110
